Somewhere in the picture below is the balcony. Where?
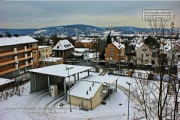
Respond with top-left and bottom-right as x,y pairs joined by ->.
18,55 -> 32,62
19,64 -> 26,69
18,56 -> 25,61
0,51 -> 14,57
0,59 -> 15,66
28,62 -> 33,66
0,67 -> 16,75
26,47 -> 33,51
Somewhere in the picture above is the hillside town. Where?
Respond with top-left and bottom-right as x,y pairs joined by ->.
0,1 -> 180,120
0,25 -> 180,119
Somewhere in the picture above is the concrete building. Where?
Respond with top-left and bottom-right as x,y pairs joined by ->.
0,36 -> 39,78
52,40 -> 74,60
67,75 -> 118,110
105,41 -> 126,63
38,46 -> 52,62
28,64 -> 93,100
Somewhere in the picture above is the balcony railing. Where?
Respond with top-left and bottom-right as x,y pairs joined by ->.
0,51 -> 14,57
0,67 -> 16,75
0,59 -> 15,66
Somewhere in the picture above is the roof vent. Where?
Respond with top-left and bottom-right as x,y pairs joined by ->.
86,90 -> 88,95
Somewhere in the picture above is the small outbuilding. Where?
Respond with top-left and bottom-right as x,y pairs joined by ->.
67,75 -> 118,110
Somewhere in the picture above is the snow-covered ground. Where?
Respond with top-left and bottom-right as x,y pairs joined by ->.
0,71 -> 135,120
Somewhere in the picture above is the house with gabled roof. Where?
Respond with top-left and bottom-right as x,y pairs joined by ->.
135,42 -> 155,65
52,39 -> 74,60
105,41 -> 126,63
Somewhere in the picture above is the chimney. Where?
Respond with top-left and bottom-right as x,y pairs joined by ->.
92,83 -> 94,87
86,90 -> 88,95
89,87 -> 91,91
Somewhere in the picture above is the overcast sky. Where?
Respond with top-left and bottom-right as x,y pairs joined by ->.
0,1 -> 179,29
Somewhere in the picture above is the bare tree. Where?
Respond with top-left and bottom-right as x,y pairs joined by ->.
131,15 -> 180,120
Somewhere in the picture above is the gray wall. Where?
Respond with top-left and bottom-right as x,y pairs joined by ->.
30,72 -> 63,93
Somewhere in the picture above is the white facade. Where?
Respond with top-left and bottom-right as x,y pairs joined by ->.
135,42 -> 154,65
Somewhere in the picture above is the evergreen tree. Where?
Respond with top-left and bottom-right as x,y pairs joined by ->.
106,34 -> 112,46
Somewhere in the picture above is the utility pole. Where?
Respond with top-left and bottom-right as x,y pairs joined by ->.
66,66 -> 74,112
126,82 -> 131,120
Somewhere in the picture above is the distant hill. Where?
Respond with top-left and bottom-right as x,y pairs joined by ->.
1,24 -> 173,37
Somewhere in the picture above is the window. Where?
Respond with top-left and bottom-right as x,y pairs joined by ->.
146,54 -> 149,57
33,43 -> 36,47
146,60 -> 149,62
34,58 -> 36,61
142,49 -> 147,51
0,48 -> 3,51
110,52 -> 114,56
4,47 -> 9,51
141,54 -> 143,58
110,47 -> 114,50
33,51 -> 36,54
46,49 -> 47,52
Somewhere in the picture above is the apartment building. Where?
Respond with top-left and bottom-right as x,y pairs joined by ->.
105,41 -> 126,63
38,46 -> 52,61
0,36 -> 39,78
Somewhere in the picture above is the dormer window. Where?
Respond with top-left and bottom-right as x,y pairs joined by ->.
57,46 -> 59,49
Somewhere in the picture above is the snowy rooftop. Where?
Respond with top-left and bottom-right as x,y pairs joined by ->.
72,52 -> 83,56
103,30 -> 120,36
112,41 -> 125,50
69,80 -> 102,99
161,40 -> 174,52
42,57 -> 62,62
0,36 -> 38,47
0,78 -> 14,86
52,39 -> 74,51
74,48 -> 89,52
135,42 -> 144,51
38,46 -> 51,49
82,75 -> 118,85
28,64 -> 93,77
68,75 -> 118,99
79,39 -> 93,43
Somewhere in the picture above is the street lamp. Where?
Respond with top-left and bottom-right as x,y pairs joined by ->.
117,54 -> 120,76
65,66 -> 74,112
126,81 -> 131,120
107,58 -> 112,75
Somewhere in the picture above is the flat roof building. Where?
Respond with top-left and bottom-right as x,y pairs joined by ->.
28,64 -> 93,100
